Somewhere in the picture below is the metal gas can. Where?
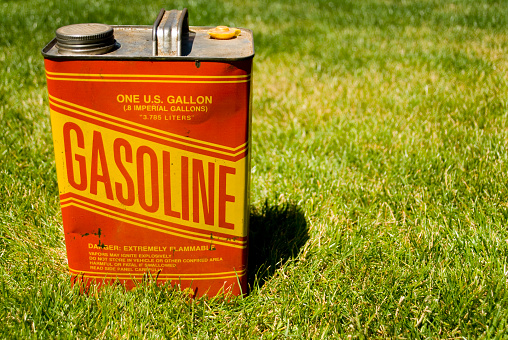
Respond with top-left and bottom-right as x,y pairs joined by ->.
42,9 -> 254,297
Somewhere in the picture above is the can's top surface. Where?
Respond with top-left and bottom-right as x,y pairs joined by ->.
43,24 -> 254,61
43,9 -> 253,61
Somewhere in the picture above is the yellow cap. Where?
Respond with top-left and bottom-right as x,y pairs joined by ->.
207,26 -> 241,40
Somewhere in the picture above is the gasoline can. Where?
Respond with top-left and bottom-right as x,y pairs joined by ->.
42,9 -> 254,297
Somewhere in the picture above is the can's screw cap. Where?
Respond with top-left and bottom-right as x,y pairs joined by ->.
55,23 -> 117,55
208,26 -> 241,40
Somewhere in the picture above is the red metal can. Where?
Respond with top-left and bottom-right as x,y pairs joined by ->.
42,9 -> 254,297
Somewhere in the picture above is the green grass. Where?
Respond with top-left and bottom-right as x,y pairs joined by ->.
2,0 -> 508,338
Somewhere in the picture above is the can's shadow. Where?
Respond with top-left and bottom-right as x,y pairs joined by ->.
247,201 -> 309,290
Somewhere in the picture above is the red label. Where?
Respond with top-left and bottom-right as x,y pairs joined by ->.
45,59 -> 252,296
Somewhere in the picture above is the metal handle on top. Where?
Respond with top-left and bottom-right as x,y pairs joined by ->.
152,8 -> 189,56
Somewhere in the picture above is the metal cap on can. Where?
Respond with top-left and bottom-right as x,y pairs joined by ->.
55,23 -> 117,55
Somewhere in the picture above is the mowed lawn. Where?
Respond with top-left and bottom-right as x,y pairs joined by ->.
2,0 -> 508,338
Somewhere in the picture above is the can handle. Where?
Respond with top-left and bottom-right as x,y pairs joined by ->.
152,8 -> 189,56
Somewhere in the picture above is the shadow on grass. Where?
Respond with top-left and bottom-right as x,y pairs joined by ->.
247,201 -> 309,289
